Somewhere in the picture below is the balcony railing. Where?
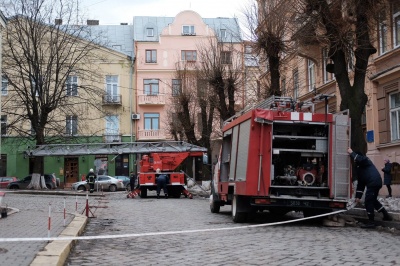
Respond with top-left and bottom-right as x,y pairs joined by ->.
102,94 -> 122,105
137,129 -> 165,140
103,134 -> 121,143
138,94 -> 165,105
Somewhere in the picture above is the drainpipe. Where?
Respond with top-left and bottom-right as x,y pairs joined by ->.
129,54 -> 134,143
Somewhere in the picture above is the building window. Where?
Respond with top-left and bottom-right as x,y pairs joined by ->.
394,3 -> 400,47
31,75 -> 43,97
182,25 -> 195,35
66,75 -> 78,96
181,50 -> 197,62
379,11 -> 388,54
144,79 -> 159,95
1,115 -> 6,135
221,51 -> 232,64
145,50 -> 157,63
172,79 -> 182,96
144,113 -> 159,130
112,45 -> 121,51
307,59 -> 315,92
197,112 -> 203,132
293,70 -> 299,100
245,45 -> 252,54
197,79 -> 208,98
66,115 -> 77,136
390,92 -> 400,141
281,78 -> 286,96
220,29 -> 226,38
105,75 -> 119,102
30,122 -> 36,136
105,115 -> 120,142
1,76 -> 8,96
146,28 -> 154,37
322,48 -> 334,83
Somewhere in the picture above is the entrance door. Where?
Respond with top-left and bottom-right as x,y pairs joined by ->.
64,158 -> 79,184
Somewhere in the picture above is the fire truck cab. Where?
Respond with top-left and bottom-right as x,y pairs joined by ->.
210,96 -> 352,222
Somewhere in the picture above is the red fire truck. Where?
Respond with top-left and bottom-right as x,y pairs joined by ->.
137,151 -> 205,198
210,96 -> 352,222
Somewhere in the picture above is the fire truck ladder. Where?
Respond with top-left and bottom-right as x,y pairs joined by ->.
25,141 -> 207,157
224,94 -> 334,125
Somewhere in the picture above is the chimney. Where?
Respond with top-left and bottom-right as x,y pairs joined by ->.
55,19 -> 62,25
87,20 -> 99,26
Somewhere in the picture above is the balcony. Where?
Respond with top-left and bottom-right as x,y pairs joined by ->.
102,94 -> 122,105
103,134 -> 121,143
137,129 -> 166,140
175,61 -> 199,70
138,94 -> 165,105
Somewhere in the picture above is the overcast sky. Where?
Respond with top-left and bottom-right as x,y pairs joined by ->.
81,0 -> 251,25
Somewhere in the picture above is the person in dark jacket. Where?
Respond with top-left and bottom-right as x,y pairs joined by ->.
129,171 -> 137,192
155,168 -> 168,199
86,168 -> 97,193
381,158 -> 393,198
348,148 -> 392,228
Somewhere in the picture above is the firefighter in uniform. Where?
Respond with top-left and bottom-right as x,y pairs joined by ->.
348,148 -> 393,228
86,168 -> 97,193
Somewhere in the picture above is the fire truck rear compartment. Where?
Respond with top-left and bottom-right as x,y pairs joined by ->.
270,123 -> 329,199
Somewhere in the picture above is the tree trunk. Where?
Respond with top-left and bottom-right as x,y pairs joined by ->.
27,173 -> 46,189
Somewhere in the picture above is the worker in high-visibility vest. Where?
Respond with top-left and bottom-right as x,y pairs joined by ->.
86,168 -> 97,193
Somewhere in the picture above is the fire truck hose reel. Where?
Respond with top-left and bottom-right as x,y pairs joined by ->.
301,172 -> 315,185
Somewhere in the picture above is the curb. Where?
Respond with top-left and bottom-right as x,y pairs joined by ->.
345,208 -> 400,230
345,208 -> 400,221
30,213 -> 88,266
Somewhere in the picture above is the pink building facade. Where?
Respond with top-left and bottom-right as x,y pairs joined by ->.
133,10 -> 243,141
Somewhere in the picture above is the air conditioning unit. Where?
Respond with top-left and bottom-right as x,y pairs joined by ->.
131,113 -> 140,120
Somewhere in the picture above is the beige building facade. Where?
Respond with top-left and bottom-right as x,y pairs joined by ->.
263,1 -> 400,196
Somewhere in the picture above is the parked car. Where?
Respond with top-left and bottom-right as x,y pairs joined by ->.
0,177 -> 18,189
71,175 -> 124,192
7,174 -> 57,189
114,176 -> 130,187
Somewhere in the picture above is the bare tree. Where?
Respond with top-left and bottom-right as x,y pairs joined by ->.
293,0 -> 386,153
197,36 -> 243,121
167,61 -> 216,157
1,0 -> 105,182
243,0 -> 294,97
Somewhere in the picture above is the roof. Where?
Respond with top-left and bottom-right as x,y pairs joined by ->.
85,25 -> 134,57
26,141 -> 207,156
0,10 -> 7,28
133,15 -> 242,42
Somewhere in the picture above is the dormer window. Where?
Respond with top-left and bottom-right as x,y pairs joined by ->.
220,29 -> 226,38
146,28 -> 154,37
182,25 -> 195,35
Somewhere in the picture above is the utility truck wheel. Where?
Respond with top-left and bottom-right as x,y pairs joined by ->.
140,187 -> 147,198
232,195 -> 247,223
210,194 -> 220,213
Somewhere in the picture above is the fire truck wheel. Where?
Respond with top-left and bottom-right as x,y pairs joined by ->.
140,187 -> 147,198
169,187 -> 181,198
210,195 -> 220,213
231,196 -> 247,223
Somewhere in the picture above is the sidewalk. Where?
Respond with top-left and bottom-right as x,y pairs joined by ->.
0,189 -> 99,266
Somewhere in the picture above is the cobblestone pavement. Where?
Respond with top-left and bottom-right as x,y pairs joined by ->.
65,192 -> 400,266
0,191 -> 96,266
